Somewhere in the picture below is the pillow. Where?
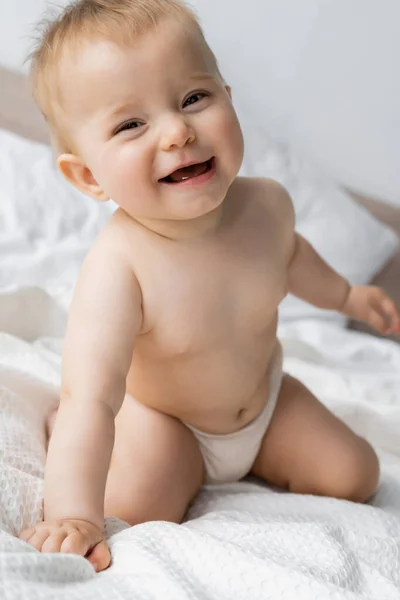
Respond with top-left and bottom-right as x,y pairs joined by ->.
237,112 -> 399,325
0,129 -> 115,300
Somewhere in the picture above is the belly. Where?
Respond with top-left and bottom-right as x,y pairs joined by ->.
126,328 -> 280,434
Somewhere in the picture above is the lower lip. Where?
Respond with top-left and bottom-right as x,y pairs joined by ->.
161,158 -> 217,188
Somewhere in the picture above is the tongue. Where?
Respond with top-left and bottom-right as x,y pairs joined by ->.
169,162 -> 208,182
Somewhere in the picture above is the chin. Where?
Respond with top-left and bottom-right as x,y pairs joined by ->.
179,192 -> 226,220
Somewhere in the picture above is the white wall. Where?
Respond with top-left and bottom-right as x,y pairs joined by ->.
192,0 -> 400,203
0,0 -> 69,72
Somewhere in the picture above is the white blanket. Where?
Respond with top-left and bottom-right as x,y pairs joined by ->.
1,291 -> 400,600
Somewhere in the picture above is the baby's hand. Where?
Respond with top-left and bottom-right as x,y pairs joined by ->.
19,519 -> 111,572
342,285 -> 400,335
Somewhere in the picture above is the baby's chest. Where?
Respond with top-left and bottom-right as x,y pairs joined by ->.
142,244 -> 287,355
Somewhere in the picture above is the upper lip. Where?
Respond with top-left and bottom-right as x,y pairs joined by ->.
159,158 -> 212,181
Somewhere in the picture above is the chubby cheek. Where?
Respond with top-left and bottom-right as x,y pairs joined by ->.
211,105 -> 244,176
93,142 -> 153,209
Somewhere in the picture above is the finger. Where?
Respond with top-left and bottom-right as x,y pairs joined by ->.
371,298 -> 396,333
61,531 -> 91,557
380,297 -> 400,332
18,528 -> 36,543
86,539 -> 111,572
26,529 -> 53,552
367,310 -> 388,334
41,531 -> 69,553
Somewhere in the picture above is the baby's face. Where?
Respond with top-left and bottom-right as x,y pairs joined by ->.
59,19 -> 244,221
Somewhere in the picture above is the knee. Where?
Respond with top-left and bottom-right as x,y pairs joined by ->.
319,438 -> 380,503
104,492 -> 185,527
291,437 -> 380,503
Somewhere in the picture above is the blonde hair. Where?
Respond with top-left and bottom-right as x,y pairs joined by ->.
29,0 -> 214,153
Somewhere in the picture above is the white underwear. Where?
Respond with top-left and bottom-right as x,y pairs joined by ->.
185,343 -> 284,484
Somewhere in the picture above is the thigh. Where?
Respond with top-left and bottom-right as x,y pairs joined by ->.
251,374 -> 379,502
105,395 -> 204,525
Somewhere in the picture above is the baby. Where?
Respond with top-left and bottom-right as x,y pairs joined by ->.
19,0 -> 400,572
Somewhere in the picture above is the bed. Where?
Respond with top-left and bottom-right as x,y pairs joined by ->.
1,64 -> 400,599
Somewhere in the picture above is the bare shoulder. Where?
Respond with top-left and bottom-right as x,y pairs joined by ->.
83,208 -> 138,270
62,210 -> 143,405
233,176 -> 295,225
71,208 -> 141,311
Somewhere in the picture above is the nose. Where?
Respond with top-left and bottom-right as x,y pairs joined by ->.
159,114 -> 196,151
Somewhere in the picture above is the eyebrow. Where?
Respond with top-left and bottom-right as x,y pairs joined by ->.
189,73 -> 216,81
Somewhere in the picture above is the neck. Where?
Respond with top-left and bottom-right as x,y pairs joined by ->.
133,203 -> 225,242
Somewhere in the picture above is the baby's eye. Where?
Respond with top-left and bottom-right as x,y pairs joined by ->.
183,92 -> 207,108
115,120 -> 142,135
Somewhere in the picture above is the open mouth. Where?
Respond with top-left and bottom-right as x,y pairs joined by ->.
160,158 -> 215,184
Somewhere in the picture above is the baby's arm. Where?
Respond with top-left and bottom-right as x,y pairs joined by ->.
19,236 -> 142,571
279,185 -> 400,333
287,231 -> 351,311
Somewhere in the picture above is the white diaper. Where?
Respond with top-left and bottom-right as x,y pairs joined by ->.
185,343 -> 284,484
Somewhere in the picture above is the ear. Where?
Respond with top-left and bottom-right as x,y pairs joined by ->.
57,154 -> 109,202
225,85 -> 232,99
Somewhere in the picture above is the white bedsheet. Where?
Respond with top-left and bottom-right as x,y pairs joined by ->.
1,290 -> 400,600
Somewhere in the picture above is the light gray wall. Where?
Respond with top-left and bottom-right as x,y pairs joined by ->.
0,0 -> 69,72
192,0 -> 400,203
1,0 -> 399,202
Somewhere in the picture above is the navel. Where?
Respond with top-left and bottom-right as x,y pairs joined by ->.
237,408 -> 246,420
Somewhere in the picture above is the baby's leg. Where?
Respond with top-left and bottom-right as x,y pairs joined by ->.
105,396 -> 204,524
47,396 -> 204,526
252,375 -> 379,502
